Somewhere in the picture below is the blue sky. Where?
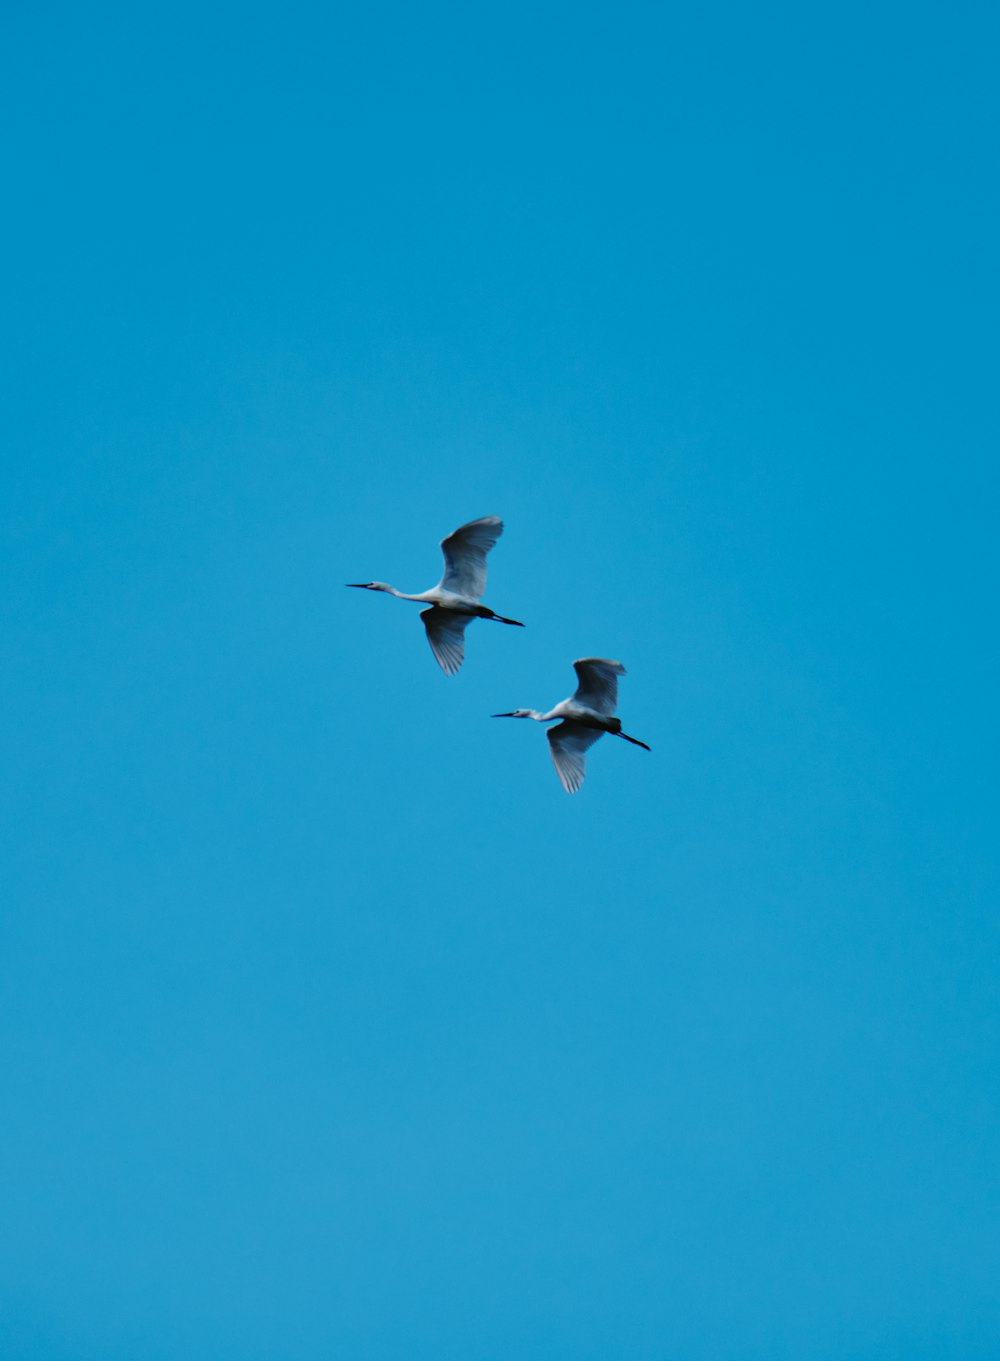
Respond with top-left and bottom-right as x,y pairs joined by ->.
2,3 -> 998,1357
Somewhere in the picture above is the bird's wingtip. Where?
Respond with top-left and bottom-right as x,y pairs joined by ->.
573,656 -> 625,670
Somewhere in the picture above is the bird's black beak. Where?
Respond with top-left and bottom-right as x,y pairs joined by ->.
346,583 -> 370,588
491,712 -> 516,718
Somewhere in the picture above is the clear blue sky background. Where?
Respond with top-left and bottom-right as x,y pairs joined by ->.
2,4 -> 998,1358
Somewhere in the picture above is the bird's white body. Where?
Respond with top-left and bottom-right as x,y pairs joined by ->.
540,699 -> 619,726
493,658 -> 650,793
347,515 -> 524,674
423,588 -> 485,613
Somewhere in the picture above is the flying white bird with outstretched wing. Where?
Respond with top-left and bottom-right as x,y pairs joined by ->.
347,515 -> 524,675
493,657 -> 650,793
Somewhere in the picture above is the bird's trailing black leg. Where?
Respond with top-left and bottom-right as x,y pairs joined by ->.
475,605 -> 525,626
616,730 -> 651,751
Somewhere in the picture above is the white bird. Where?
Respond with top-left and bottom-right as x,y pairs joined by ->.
492,657 -> 650,793
347,515 -> 524,675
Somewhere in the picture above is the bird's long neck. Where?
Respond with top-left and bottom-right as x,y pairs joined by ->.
382,585 -> 428,602
531,709 -> 560,722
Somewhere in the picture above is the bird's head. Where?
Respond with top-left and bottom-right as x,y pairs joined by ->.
346,581 -> 391,592
491,709 -> 533,719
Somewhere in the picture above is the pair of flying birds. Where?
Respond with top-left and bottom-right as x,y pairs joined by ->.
348,514 -> 650,793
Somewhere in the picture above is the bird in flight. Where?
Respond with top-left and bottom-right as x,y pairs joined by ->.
492,657 -> 650,793
347,515 -> 524,675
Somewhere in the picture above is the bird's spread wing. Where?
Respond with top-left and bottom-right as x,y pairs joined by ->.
421,606 -> 473,676
547,721 -> 604,794
438,515 -> 503,600
571,658 -> 626,716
